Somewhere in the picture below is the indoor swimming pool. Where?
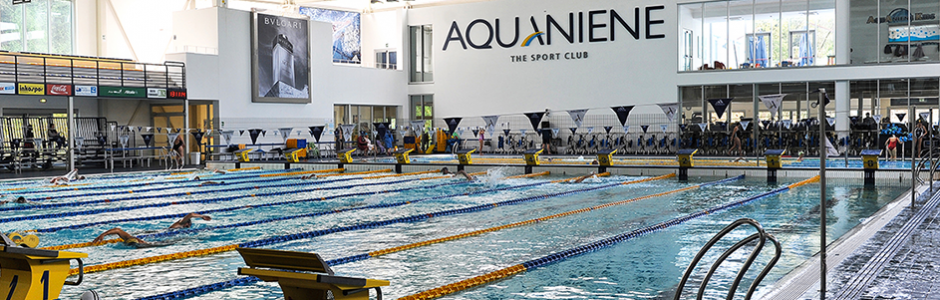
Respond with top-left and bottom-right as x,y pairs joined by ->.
0,167 -> 908,299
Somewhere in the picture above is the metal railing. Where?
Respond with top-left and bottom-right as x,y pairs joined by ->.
0,51 -> 185,89
674,218 -> 782,300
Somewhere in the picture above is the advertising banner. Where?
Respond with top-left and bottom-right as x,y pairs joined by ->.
147,88 -> 168,99
0,82 -> 15,94
46,84 -> 72,96
611,106 -> 634,126
17,83 -> 44,95
168,88 -> 187,99
75,85 -> 98,96
252,12 -> 310,103
707,98 -> 732,119
100,86 -> 146,98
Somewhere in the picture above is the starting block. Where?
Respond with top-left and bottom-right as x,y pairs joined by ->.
6,233 -> 39,249
524,149 -> 543,174
861,149 -> 882,186
338,148 -> 357,164
596,149 -> 617,173
235,148 -> 255,163
284,148 -> 306,163
236,248 -> 388,300
0,234 -> 87,300
764,149 -> 786,183
677,149 -> 698,180
394,148 -> 414,164
457,148 -> 476,165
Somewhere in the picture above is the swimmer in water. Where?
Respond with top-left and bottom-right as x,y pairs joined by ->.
168,213 -> 212,229
572,172 -> 598,183
301,174 -> 317,180
442,167 -> 474,181
91,213 -> 211,248
0,196 -> 32,205
199,181 -> 223,186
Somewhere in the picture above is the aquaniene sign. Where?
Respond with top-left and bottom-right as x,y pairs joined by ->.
442,6 -> 666,63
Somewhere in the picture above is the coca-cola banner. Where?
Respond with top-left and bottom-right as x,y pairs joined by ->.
46,84 -> 72,96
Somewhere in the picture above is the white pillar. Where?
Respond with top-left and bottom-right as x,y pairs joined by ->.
835,0 -> 850,65
68,96 -> 75,171
184,99 -> 190,166
836,81 -> 851,146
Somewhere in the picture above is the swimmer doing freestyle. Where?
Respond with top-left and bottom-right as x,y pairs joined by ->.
91,213 -> 211,248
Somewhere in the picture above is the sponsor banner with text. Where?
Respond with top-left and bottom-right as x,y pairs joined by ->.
147,88 -> 167,99
0,82 -> 15,94
100,86 -> 146,98
168,88 -> 187,99
74,85 -> 98,96
17,83 -> 44,95
46,84 -> 73,96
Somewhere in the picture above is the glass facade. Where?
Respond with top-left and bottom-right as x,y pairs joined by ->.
410,25 -> 433,82
1,0 -> 73,54
850,0 -> 940,63
678,0 -> 835,71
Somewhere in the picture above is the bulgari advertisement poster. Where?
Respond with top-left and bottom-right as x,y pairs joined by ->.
251,12 -> 311,103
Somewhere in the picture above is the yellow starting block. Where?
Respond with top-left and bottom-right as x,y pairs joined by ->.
0,236 -> 87,300
236,248 -> 389,300
394,148 -> 414,164
456,148 -> 476,165
861,149 -> 882,170
677,149 -> 698,168
235,148 -> 255,163
6,233 -> 39,249
764,149 -> 786,169
338,148 -> 357,164
284,148 -> 306,163
524,149 -> 543,166
596,149 -> 617,167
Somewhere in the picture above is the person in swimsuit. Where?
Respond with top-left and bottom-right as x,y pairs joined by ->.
478,128 -> 486,155
50,169 -> 80,185
168,212 -> 212,229
728,124 -> 746,162
572,172 -> 598,183
301,174 -> 317,180
92,228 -> 152,247
914,122 -> 927,159
0,196 -> 33,205
173,134 -> 185,166
886,134 -> 899,161
441,167 -> 474,181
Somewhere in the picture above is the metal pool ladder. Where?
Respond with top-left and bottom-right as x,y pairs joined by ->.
674,218 -> 782,300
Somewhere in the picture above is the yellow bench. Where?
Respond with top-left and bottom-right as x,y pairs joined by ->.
236,248 -> 389,300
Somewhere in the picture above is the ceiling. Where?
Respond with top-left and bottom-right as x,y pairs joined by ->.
232,0 -> 492,13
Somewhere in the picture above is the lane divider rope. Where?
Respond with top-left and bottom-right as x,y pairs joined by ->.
132,174 -> 729,300
397,175 -> 820,300
70,174 -> 673,276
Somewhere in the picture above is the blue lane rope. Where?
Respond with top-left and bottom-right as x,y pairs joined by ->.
34,180 -> 471,233
0,176 -> 361,213
135,176 -> 748,300
9,168 -> 298,195
2,177 -> 434,224
136,182 -> 550,240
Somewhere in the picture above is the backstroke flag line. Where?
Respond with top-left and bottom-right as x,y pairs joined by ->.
611,106 -> 634,126
482,116 -> 499,135
568,109 -> 588,127
657,103 -> 679,122
525,112 -> 546,131
759,94 -> 786,116
708,98 -> 732,119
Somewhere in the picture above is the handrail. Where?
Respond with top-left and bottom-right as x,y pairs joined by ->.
674,218 -> 782,300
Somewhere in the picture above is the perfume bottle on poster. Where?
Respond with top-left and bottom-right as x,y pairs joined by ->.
272,34 -> 295,91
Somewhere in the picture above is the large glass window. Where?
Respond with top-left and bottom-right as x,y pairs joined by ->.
410,95 -> 434,128
410,25 -> 433,82
851,0 -> 938,64
679,0 -> 834,71
0,0 -> 72,54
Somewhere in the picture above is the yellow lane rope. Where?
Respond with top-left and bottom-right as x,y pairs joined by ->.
789,175 -> 821,189
363,170 -> 441,179
60,173 -> 624,275
549,172 -> 611,183
316,169 -> 392,178
418,171 -> 488,181
504,171 -> 550,179
369,174 -> 678,257
258,168 -> 344,178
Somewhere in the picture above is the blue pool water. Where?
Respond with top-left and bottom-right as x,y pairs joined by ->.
0,168 -> 908,300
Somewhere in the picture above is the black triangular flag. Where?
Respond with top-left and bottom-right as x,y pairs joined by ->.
708,98 -> 732,119
191,131 -> 205,146
570,127 -> 578,134
472,129 -> 479,137
248,129 -> 262,145
604,126 -> 613,134
611,106 -> 634,126
141,134 -> 153,147
444,117 -> 462,134
261,130 -> 267,137
309,126 -> 324,143
761,120 -> 770,128
641,125 -> 649,133
524,112 -> 545,131
239,130 -> 245,136
503,129 -> 511,136
896,113 -> 907,122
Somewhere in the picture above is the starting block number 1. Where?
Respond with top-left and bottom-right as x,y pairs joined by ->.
5,271 -> 51,300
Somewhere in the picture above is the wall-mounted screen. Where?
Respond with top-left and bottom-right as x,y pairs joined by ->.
251,12 -> 311,104
298,7 -> 361,64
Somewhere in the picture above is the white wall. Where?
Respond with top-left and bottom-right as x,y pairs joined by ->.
172,8 -> 408,145
0,96 -> 97,117
406,0 -> 678,118
74,0 -> 98,56
361,10 -> 404,68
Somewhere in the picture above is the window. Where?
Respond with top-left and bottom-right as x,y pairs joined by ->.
375,49 -> 397,69
410,25 -> 433,82
410,95 -> 434,128
333,104 -> 400,134
1,0 -> 72,54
